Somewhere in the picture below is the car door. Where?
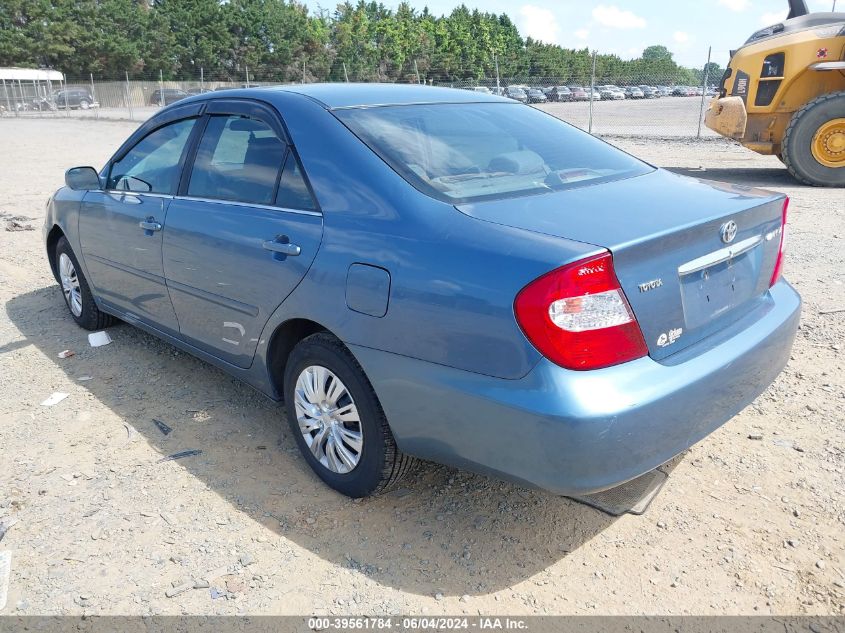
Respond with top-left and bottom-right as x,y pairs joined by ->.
78,109 -> 201,335
163,99 -> 323,368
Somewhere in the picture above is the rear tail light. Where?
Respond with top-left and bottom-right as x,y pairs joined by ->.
769,196 -> 788,286
514,252 -> 648,370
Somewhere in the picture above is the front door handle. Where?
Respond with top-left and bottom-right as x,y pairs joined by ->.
139,218 -> 162,231
262,237 -> 301,257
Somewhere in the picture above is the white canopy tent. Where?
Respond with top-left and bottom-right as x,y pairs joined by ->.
0,67 -> 66,112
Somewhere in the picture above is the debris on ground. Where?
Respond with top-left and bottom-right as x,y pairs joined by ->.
0,518 -> 17,543
57,349 -> 75,359
87,331 -> 111,347
152,419 -> 172,436
158,449 -> 202,463
5,218 -> 34,231
40,392 -> 68,407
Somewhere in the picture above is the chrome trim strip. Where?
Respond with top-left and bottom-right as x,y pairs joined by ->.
174,195 -> 322,217
104,190 -> 174,199
677,235 -> 762,276
86,254 -> 168,285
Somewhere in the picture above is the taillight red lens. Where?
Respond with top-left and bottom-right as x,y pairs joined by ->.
514,252 -> 648,370
769,196 -> 788,287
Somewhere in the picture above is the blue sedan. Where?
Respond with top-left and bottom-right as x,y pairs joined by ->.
44,84 -> 800,498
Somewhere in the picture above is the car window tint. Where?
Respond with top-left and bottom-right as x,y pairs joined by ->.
188,115 -> 285,205
275,152 -> 317,211
108,118 -> 196,194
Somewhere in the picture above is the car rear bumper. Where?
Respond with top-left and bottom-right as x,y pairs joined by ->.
352,280 -> 800,496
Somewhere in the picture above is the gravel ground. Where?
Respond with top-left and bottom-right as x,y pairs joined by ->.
0,118 -> 843,616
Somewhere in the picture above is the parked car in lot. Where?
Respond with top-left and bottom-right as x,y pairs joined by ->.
638,85 -> 659,98
544,86 -> 572,102
568,86 -> 590,101
526,88 -> 548,104
149,88 -> 190,105
624,86 -> 644,99
505,86 -> 528,103
46,84 -> 799,498
470,86 -> 491,94
54,89 -> 97,109
598,85 -> 625,100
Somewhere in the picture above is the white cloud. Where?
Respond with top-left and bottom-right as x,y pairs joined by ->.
673,31 -> 690,43
518,5 -> 561,44
760,10 -> 788,25
591,5 -> 647,29
574,28 -> 590,40
718,0 -> 751,12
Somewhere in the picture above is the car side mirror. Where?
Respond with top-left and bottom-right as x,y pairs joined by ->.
65,166 -> 101,191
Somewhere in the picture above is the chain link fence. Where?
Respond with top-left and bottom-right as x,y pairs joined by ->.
0,51 -> 721,139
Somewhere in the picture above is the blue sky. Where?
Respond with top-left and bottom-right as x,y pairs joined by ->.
310,0 -> 839,67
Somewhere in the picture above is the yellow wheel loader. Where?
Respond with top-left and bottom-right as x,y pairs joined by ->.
705,0 -> 845,186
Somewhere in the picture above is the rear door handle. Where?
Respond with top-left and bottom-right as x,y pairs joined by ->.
139,218 -> 162,231
262,238 -> 301,257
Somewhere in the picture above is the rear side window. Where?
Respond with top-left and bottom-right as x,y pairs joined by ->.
108,118 -> 196,194
336,103 -> 651,203
188,115 -> 285,205
276,152 -> 317,211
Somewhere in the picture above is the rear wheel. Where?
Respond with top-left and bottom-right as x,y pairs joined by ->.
55,237 -> 114,330
781,92 -> 845,187
79,99 -> 90,110
283,332 -> 416,497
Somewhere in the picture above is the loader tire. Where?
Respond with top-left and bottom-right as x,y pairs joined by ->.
781,92 -> 845,187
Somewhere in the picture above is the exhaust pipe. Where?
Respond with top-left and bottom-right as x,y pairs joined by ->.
786,0 -> 809,18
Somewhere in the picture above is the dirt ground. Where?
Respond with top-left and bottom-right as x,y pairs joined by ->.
0,118 -> 843,617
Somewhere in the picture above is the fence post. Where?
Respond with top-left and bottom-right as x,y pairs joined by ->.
159,69 -> 164,107
494,53 -> 500,93
303,59 -> 307,82
343,62 -> 349,83
1,79 -> 14,117
200,67 -> 204,92
90,73 -> 99,120
245,66 -> 249,88
125,71 -> 134,121
414,59 -> 420,84
697,46 -> 712,139
61,76 -> 70,116
588,50 -> 597,134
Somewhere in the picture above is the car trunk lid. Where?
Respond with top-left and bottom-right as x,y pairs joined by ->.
456,169 -> 786,361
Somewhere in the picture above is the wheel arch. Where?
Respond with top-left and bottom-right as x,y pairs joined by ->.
46,224 -> 66,283
266,318 -> 333,400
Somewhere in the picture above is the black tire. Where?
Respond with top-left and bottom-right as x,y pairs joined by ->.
283,332 -> 416,498
79,99 -> 90,110
781,91 -> 845,187
55,236 -> 115,331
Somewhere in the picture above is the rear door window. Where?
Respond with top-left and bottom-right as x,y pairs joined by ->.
187,115 -> 286,205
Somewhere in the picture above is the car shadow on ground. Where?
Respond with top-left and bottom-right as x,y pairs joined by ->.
667,166 -> 802,189
5,286 -> 636,598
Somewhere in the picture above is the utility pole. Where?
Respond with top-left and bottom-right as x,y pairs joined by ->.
414,59 -> 421,84
494,53 -> 500,92
343,62 -> 349,83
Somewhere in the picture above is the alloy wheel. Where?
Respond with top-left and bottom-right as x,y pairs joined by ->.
59,253 -> 83,317
294,365 -> 363,474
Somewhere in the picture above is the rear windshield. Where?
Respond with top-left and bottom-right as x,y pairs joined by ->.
335,103 -> 651,203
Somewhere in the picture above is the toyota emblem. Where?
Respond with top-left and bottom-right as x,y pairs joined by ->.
720,220 -> 738,244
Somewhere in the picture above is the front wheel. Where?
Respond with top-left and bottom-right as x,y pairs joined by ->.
781,92 -> 845,187
283,333 -> 416,497
79,99 -> 90,110
55,237 -> 115,330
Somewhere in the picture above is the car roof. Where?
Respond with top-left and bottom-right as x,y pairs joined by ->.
253,83 -> 509,109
